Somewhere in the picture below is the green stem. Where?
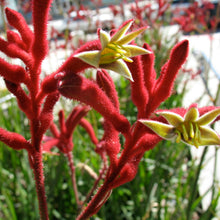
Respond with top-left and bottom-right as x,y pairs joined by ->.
186,146 -> 208,220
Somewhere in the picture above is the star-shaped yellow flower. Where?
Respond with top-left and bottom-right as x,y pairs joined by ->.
139,107 -> 220,148
75,20 -> 151,81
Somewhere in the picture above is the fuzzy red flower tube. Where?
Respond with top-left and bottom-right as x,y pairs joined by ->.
58,73 -> 130,134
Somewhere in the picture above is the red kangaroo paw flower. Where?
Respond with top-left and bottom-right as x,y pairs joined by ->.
49,107 -> 89,154
0,58 -> 27,83
7,30 -> 26,51
39,92 -> 60,138
147,40 -> 189,114
97,121 -> 120,166
58,110 -> 66,134
96,69 -> 121,162
42,138 -> 59,155
31,0 -> 53,64
58,110 -> 67,133
5,8 -> 33,50
49,122 -> 60,138
158,0 -> 170,17
65,106 -> 89,139
111,133 -> 161,189
141,43 -> 156,96
75,20 -> 150,81
96,69 -> 119,109
132,133 -> 162,154
0,37 -> 30,65
0,127 -> 31,151
127,56 -> 149,118
110,163 -> 138,189
96,69 -> 121,164
40,72 -> 61,95
33,92 -> 60,150
58,73 -> 130,134
79,118 -> 98,145
4,80 -> 33,119
43,106 -> 96,155
57,110 -> 69,138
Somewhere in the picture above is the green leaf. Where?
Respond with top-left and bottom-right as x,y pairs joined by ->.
2,190 -> 17,220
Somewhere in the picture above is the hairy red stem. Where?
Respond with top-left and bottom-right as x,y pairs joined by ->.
65,151 -> 81,210
82,154 -> 108,206
31,152 -> 49,220
76,136 -> 134,219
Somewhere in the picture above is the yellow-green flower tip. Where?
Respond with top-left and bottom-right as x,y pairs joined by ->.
139,119 -> 176,140
140,107 -> 220,148
74,50 -> 100,68
75,20 -> 150,81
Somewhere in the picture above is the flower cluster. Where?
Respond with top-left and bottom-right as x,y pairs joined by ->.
1,0 -> 220,219
173,1 -> 219,33
75,19 -> 150,81
0,1 -> 57,219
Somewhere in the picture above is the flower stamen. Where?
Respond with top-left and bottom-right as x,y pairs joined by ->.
181,124 -> 189,141
100,43 -> 133,65
189,122 -> 194,139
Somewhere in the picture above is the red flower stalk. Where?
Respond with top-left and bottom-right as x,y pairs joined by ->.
43,105 -> 99,210
43,106 -> 90,154
145,40 -> 189,116
0,1 -> 58,219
